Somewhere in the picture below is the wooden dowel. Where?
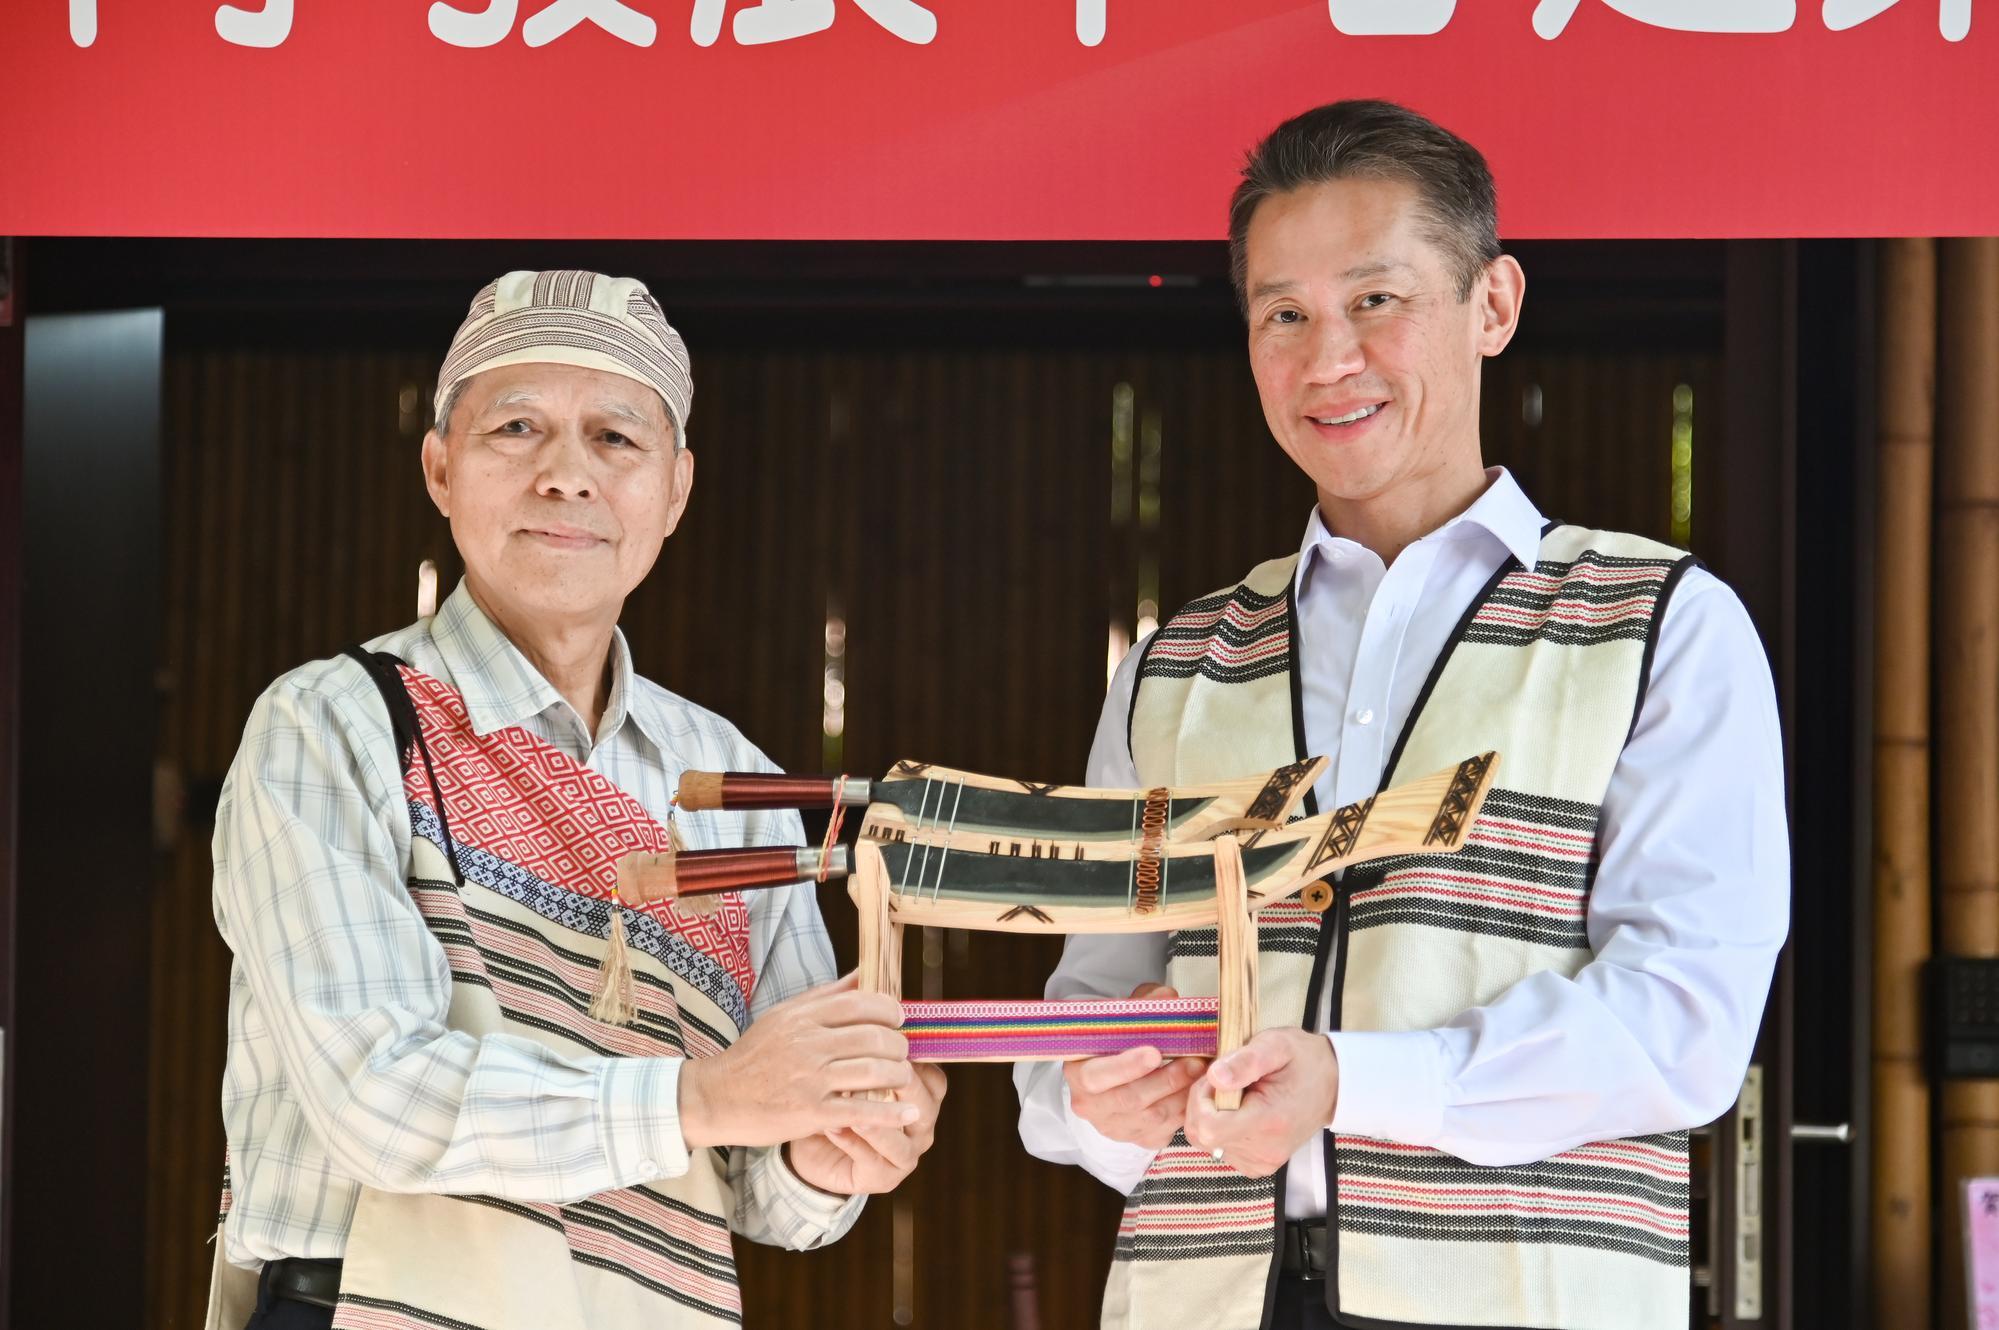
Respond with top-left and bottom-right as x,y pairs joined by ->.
854,839 -> 899,1003
677,771 -> 852,811
852,840 -> 901,1102
680,847 -> 824,894
615,846 -> 847,907
1211,835 -> 1254,1112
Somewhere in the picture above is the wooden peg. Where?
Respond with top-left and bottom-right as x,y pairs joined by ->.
851,840 -> 904,1101
1211,834 -> 1257,1112
613,843 -> 717,918
616,849 -> 679,907
852,840 -> 902,1004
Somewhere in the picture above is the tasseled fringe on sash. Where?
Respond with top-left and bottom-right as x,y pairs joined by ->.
588,905 -> 639,1026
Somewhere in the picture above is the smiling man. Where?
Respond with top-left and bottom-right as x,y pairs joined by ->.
1016,103 -> 1789,1329
209,271 -> 944,1330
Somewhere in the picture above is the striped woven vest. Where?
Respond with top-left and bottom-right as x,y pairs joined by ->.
328,655 -> 755,1330
1109,526 -> 1696,1330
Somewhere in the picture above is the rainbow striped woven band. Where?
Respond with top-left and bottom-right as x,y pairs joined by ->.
901,997 -> 1220,1061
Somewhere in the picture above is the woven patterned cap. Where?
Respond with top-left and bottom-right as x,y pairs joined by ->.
434,270 -> 691,436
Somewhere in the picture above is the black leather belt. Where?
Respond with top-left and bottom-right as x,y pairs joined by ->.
1279,1219 -> 1329,1280
260,1257 -> 343,1309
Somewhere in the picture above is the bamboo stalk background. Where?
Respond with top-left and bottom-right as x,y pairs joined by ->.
1871,238 -> 1935,1330
1936,236 -> 1999,1330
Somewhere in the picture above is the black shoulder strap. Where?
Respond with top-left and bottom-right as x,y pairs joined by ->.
342,647 -> 419,775
340,646 -> 464,887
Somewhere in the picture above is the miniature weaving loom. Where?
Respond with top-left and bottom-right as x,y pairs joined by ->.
678,752 -> 1499,1108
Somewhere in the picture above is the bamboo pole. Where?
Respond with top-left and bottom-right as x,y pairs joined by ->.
1937,236 -> 1999,1330
1872,238 -> 1936,1330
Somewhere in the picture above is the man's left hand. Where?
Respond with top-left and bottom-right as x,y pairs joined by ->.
785,1064 -> 948,1195
1182,1028 -> 1339,1178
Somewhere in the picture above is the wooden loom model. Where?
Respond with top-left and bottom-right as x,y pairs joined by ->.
656,752 -> 1498,1109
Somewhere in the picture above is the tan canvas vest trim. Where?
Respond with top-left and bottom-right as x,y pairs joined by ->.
1114,528 -> 1697,1330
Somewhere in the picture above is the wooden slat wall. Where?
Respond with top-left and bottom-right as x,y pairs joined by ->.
146,347 -> 455,1327
145,338 -> 1713,1329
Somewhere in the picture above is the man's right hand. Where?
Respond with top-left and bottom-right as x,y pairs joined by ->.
679,973 -> 919,1149
1062,983 -> 1208,1149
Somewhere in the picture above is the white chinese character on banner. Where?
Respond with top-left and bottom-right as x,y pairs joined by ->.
215,0 -> 293,46
523,0 -> 656,46
1328,0 -> 1456,35
691,0 -> 726,44
69,0 -> 96,46
1532,0 -> 1795,37
703,0 -> 934,46
1824,0 -> 1970,39
855,0 -> 936,43
431,0 -> 518,47
1078,0 -> 1105,45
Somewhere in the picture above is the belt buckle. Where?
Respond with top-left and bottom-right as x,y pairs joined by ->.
1287,1219 -> 1328,1281
268,1258 -> 341,1310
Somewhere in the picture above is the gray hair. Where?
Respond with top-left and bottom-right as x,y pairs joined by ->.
1227,99 -> 1503,312
433,379 -> 469,440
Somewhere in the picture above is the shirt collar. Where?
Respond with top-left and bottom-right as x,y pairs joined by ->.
1296,466 -> 1546,589
427,581 -> 654,747
608,631 -> 675,752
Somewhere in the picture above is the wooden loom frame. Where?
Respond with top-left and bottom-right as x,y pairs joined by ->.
846,751 -> 1500,1109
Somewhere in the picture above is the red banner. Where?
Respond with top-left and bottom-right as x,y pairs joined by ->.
3,1 -> 1994,240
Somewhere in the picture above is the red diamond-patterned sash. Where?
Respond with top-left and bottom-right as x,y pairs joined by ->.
398,665 -> 756,1007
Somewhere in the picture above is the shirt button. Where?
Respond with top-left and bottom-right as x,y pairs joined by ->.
1355,708 -> 1375,727
636,1158 -> 660,1179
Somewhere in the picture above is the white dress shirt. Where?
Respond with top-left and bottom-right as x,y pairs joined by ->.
1016,468 -> 1789,1218
214,582 -> 863,1267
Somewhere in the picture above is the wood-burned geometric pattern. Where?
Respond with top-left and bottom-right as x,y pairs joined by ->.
1308,794 -> 1374,869
1423,751 -> 1495,847
1346,787 -> 1599,951
1333,1132 -> 1691,1268
1243,757 -> 1322,824
1464,551 -> 1684,648
1137,583 -> 1291,684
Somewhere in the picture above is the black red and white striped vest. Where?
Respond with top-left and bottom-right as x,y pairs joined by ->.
1111,525 -> 1696,1330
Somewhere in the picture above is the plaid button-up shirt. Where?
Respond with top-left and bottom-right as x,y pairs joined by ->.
214,582 -> 862,1268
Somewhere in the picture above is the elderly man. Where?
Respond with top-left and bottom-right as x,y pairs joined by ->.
209,271 -> 944,1330
1016,102 -> 1789,1329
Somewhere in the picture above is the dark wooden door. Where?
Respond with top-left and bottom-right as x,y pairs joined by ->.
12,304 -> 163,1328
